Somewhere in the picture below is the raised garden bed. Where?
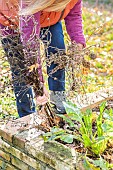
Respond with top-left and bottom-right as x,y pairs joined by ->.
0,88 -> 113,170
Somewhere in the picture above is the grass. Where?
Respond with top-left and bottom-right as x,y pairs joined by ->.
0,50 -> 18,118
82,2 -> 113,92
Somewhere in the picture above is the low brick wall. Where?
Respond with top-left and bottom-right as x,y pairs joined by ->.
1,88 -> 113,170
0,113 -> 83,170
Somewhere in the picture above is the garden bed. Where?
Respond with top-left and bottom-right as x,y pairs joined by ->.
43,88 -> 113,169
1,88 -> 113,169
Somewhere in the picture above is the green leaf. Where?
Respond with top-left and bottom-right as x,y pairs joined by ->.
43,132 -> 53,137
103,110 -> 111,120
48,135 -> 59,141
96,136 -> 107,142
92,157 -> 109,170
83,156 -> 102,170
80,123 -> 88,136
60,134 -> 74,143
97,102 -> 106,137
82,134 -> 91,147
99,101 -> 106,114
58,114 -> 75,127
83,109 -> 93,137
42,127 -> 66,142
83,158 -> 92,170
102,121 -> 113,133
73,135 -> 83,143
91,140 -> 107,155
109,108 -> 113,117
63,101 -> 83,124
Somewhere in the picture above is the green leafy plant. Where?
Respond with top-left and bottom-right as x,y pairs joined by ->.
43,101 -> 113,156
103,108 -> 113,121
62,101 -> 109,155
43,126 -> 82,144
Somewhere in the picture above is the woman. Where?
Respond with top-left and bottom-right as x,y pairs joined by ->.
0,0 -> 86,117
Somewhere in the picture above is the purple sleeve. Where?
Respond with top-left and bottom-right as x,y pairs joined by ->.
19,1 -> 40,42
0,12 -> 41,40
20,12 -> 41,44
20,12 -> 44,83
0,23 -> 17,36
64,0 -> 86,47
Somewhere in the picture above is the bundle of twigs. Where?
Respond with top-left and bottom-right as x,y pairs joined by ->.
1,31 -> 60,128
46,42 -> 90,94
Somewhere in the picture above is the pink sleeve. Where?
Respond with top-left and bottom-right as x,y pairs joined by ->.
64,0 -> 86,47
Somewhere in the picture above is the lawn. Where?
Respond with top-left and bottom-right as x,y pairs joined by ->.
82,1 -> 113,92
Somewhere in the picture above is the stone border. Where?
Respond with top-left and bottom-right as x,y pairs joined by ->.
0,113 -> 82,170
74,87 -> 113,111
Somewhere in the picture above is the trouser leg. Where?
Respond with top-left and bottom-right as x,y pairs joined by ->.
40,22 -> 66,114
1,35 -> 35,117
41,22 -> 65,91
